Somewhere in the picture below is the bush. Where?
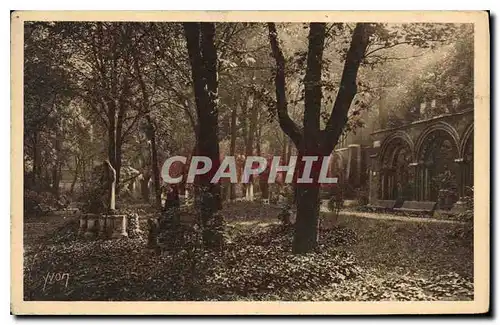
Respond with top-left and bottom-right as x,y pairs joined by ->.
355,187 -> 369,206
24,189 -> 59,218
457,186 -> 474,223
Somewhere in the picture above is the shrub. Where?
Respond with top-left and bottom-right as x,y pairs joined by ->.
456,186 -> 473,221
355,187 -> 369,206
24,190 -> 59,218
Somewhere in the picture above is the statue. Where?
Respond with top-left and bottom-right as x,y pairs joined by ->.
103,159 -> 116,212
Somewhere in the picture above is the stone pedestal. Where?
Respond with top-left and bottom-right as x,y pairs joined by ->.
84,214 -> 98,238
98,215 -> 107,238
77,212 -> 142,240
110,215 -> 128,238
78,215 -> 87,237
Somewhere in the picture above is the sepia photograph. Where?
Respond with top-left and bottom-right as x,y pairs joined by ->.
11,11 -> 489,315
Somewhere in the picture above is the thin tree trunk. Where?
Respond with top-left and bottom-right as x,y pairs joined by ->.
229,104 -> 238,201
148,117 -> 162,208
256,129 -> 269,200
32,132 -> 41,191
70,156 -> 80,196
107,100 -> 117,185
131,47 -> 162,209
52,119 -> 63,198
245,94 -> 257,201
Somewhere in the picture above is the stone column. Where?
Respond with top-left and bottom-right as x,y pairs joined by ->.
379,169 -> 385,200
454,158 -> 465,198
368,153 -> 380,204
409,162 -> 420,201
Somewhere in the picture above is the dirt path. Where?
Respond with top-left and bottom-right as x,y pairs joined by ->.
336,210 -> 464,224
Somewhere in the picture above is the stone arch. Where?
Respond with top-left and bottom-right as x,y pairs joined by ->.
378,131 -> 415,200
379,131 -> 415,167
459,123 -> 474,160
415,122 -> 460,160
415,122 -> 460,206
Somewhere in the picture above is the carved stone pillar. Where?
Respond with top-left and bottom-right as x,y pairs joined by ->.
454,158 -> 466,198
368,153 -> 380,204
408,162 -> 420,201
379,169 -> 386,200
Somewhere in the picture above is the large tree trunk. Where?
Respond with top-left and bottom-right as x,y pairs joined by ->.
292,23 -> 326,253
294,186 -> 320,252
184,22 -> 223,249
269,22 -> 372,254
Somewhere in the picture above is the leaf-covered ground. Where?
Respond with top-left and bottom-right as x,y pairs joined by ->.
23,202 -> 473,301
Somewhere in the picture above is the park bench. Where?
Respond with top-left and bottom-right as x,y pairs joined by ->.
366,200 -> 397,211
394,201 -> 437,214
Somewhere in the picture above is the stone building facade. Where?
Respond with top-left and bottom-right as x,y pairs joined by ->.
369,108 -> 473,208
330,105 -> 474,210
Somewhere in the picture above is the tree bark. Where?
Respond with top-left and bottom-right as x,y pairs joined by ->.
70,156 -> 80,196
322,23 -> 372,154
32,131 -> 41,190
148,117 -> 162,208
292,23 -> 326,254
184,22 -> 223,249
268,23 -> 372,253
245,94 -> 257,201
229,104 -> 238,201
267,23 -> 303,148
131,46 -> 162,209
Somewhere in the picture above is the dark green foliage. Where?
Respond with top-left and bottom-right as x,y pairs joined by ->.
23,190 -> 62,218
80,164 -> 108,214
